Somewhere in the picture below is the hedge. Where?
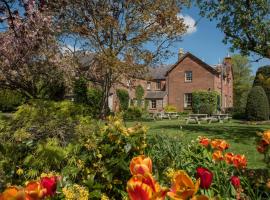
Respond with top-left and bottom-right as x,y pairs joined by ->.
192,90 -> 219,115
246,86 -> 269,121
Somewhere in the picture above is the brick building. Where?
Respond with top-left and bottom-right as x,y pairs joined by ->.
109,51 -> 233,113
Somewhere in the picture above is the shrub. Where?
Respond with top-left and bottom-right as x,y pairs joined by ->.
116,89 -> 129,111
73,78 -> 88,104
164,104 -> 177,112
246,86 -> 269,121
192,91 -> 219,114
135,85 -> 144,107
0,89 -> 25,112
0,104 -> 147,199
123,106 -> 143,120
87,87 -> 102,117
253,66 -> 270,109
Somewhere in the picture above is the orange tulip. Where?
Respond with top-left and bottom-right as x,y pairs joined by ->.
224,152 -> 234,164
167,170 -> 200,200
212,150 -> 223,162
199,137 -> 211,147
232,154 -> 247,169
25,181 -> 46,200
262,130 -> 270,144
127,173 -> 167,200
211,139 -> 229,151
130,155 -> 152,176
0,187 -> 25,200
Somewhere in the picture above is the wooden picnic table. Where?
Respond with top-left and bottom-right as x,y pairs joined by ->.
186,114 -> 209,124
211,114 -> 231,123
165,112 -> 180,119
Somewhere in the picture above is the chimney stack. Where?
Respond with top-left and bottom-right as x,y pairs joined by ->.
224,53 -> 232,66
178,48 -> 184,60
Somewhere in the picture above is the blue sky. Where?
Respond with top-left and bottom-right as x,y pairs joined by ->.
166,6 -> 270,74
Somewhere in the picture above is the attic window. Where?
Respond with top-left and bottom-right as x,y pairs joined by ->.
156,81 -> 161,90
185,71 -> 192,82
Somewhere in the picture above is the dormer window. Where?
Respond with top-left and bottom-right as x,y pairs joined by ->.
185,71 -> 192,82
147,82 -> 151,90
156,81 -> 161,90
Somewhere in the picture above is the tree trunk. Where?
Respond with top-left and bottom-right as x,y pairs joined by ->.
99,71 -> 112,119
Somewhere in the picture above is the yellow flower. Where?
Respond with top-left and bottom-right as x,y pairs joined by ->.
165,168 -> 176,179
16,168 -> 24,176
101,194 -> 110,200
62,184 -> 89,200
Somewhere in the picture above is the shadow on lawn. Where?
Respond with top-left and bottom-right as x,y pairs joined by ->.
150,123 -> 267,144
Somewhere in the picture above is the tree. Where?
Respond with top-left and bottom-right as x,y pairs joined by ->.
246,86 -> 269,121
253,66 -> 270,109
0,1 -> 66,99
196,0 -> 270,59
135,85 -> 144,107
56,0 -> 188,117
231,55 -> 253,115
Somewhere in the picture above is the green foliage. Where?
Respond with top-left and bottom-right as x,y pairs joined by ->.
164,104 -> 177,112
135,85 -> 144,107
246,86 -> 269,121
116,89 -> 129,111
0,103 -> 147,199
253,66 -> 270,110
192,91 -> 219,114
231,55 -> 253,117
87,87 -> 103,117
73,78 -> 88,104
10,100 -> 91,142
0,89 -> 25,112
197,0 -> 270,58
36,71 -> 66,100
123,106 -> 143,120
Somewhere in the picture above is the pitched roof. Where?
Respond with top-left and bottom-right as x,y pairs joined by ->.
166,52 -> 219,76
145,91 -> 167,99
147,65 -> 171,80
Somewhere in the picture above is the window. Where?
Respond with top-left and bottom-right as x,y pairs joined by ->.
147,82 -> 151,90
151,100 -> 157,109
127,80 -> 131,87
184,93 -> 192,108
185,71 -> 192,82
156,81 -> 161,90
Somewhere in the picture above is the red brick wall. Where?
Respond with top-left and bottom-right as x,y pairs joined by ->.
167,56 -> 216,112
214,58 -> 233,109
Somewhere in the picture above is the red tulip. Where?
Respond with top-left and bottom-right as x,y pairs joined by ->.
40,176 -> 58,197
196,167 -> 213,189
230,176 -> 241,188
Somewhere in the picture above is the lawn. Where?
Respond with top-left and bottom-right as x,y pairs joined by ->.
126,119 -> 270,169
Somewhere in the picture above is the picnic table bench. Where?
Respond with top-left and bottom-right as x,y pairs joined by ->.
149,112 -> 180,120
185,114 -> 210,124
210,114 -> 232,123
185,113 -> 232,124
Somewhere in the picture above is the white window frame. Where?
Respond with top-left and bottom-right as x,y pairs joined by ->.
151,99 -> 157,109
185,71 -> 192,82
184,93 -> 192,108
147,82 -> 151,90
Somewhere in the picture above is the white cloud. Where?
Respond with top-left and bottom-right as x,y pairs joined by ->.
177,14 -> 197,35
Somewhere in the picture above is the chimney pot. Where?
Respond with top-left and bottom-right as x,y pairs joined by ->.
178,48 -> 184,60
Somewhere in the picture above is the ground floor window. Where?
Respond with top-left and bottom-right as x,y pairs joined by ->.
184,93 -> 192,108
151,99 -> 157,109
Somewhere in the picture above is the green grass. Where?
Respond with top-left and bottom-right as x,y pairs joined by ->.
126,119 -> 270,169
